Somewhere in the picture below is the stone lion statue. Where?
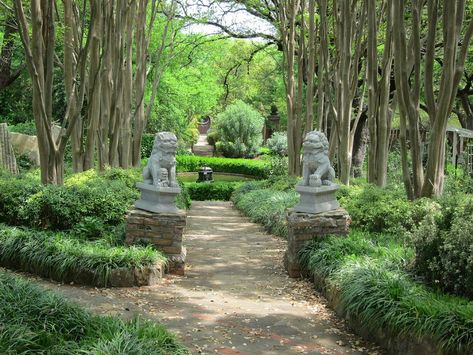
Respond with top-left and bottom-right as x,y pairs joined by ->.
143,132 -> 178,188
300,131 -> 335,187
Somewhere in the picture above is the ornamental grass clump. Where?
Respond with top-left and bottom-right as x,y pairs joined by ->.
232,187 -> 298,237
0,272 -> 188,354
299,231 -> 473,353
413,196 -> 473,299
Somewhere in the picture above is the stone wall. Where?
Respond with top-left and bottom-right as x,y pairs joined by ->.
9,125 -> 61,166
125,208 -> 186,275
284,208 -> 350,278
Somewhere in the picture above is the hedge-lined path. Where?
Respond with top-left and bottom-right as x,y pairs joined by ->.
17,201 -> 382,354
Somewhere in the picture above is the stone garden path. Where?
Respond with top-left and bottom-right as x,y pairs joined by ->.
26,201 -> 382,354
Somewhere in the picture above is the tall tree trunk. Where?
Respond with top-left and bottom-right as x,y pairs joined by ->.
367,0 -> 394,187
83,0 -> 102,171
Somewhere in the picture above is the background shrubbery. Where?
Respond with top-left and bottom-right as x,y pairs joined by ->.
413,195 -> 473,299
213,101 -> 265,158
176,155 -> 270,179
266,132 -> 288,156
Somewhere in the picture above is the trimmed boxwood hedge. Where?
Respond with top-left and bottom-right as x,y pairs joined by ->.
176,155 -> 270,179
185,181 -> 244,201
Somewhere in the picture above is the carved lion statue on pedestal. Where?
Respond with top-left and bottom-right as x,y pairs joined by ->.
143,132 -> 178,188
300,131 -> 335,187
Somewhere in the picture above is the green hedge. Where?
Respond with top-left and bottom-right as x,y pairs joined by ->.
0,225 -> 164,287
299,232 -> 473,353
185,181 -> 244,201
0,272 -> 188,354
176,155 -> 270,179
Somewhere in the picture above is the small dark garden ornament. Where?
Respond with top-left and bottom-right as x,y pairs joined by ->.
196,166 -> 213,183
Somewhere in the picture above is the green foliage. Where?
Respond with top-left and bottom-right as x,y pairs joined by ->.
185,181 -> 244,201
0,225 -> 164,287
176,179 -> 192,209
0,172 -> 42,225
0,272 -> 188,354
232,186 -> 298,237
413,197 -> 473,299
337,182 -> 440,233
206,129 -> 219,146
141,133 -> 155,159
299,231 -> 473,353
176,155 -> 270,178
16,153 -> 34,172
443,164 -> 473,195
266,131 -> 288,156
23,178 -> 138,230
214,100 -> 265,158
266,155 -> 289,177
7,121 -> 37,135
0,168 -> 189,230
0,72 -> 33,125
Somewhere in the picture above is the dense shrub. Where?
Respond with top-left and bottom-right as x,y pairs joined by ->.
0,272 -> 188,354
300,232 -> 473,353
7,121 -> 37,135
141,133 -> 155,159
176,155 -> 270,178
0,172 -> 42,225
443,164 -> 473,195
214,101 -> 264,158
0,225 -> 164,287
266,155 -> 289,177
413,198 -> 473,299
23,179 -> 138,230
185,181 -> 244,201
266,131 -> 288,156
337,182 -> 439,233
206,129 -> 219,146
0,168 -> 190,230
177,179 -> 192,209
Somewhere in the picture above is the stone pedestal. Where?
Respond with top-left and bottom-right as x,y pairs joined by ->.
125,208 -> 187,275
284,208 -> 350,278
135,182 -> 181,213
294,184 -> 340,214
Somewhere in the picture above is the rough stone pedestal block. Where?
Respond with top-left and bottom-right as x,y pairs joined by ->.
294,184 -> 340,214
125,208 -> 187,275
135,182 -> 181,213
284,208 -> 350,278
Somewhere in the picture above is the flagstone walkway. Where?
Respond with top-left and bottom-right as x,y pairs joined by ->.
28,201 -> 382,354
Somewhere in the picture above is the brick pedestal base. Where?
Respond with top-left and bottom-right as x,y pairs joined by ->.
284,208 -> 350,278
125,208 -> 187,275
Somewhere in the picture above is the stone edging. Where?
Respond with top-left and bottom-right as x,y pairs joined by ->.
0,259 -> 165,287
308,271 -> 446,355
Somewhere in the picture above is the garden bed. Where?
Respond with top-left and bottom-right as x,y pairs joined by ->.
0,271 -> 188,354
0,226 -> 166,287
232,179 -> 473,354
